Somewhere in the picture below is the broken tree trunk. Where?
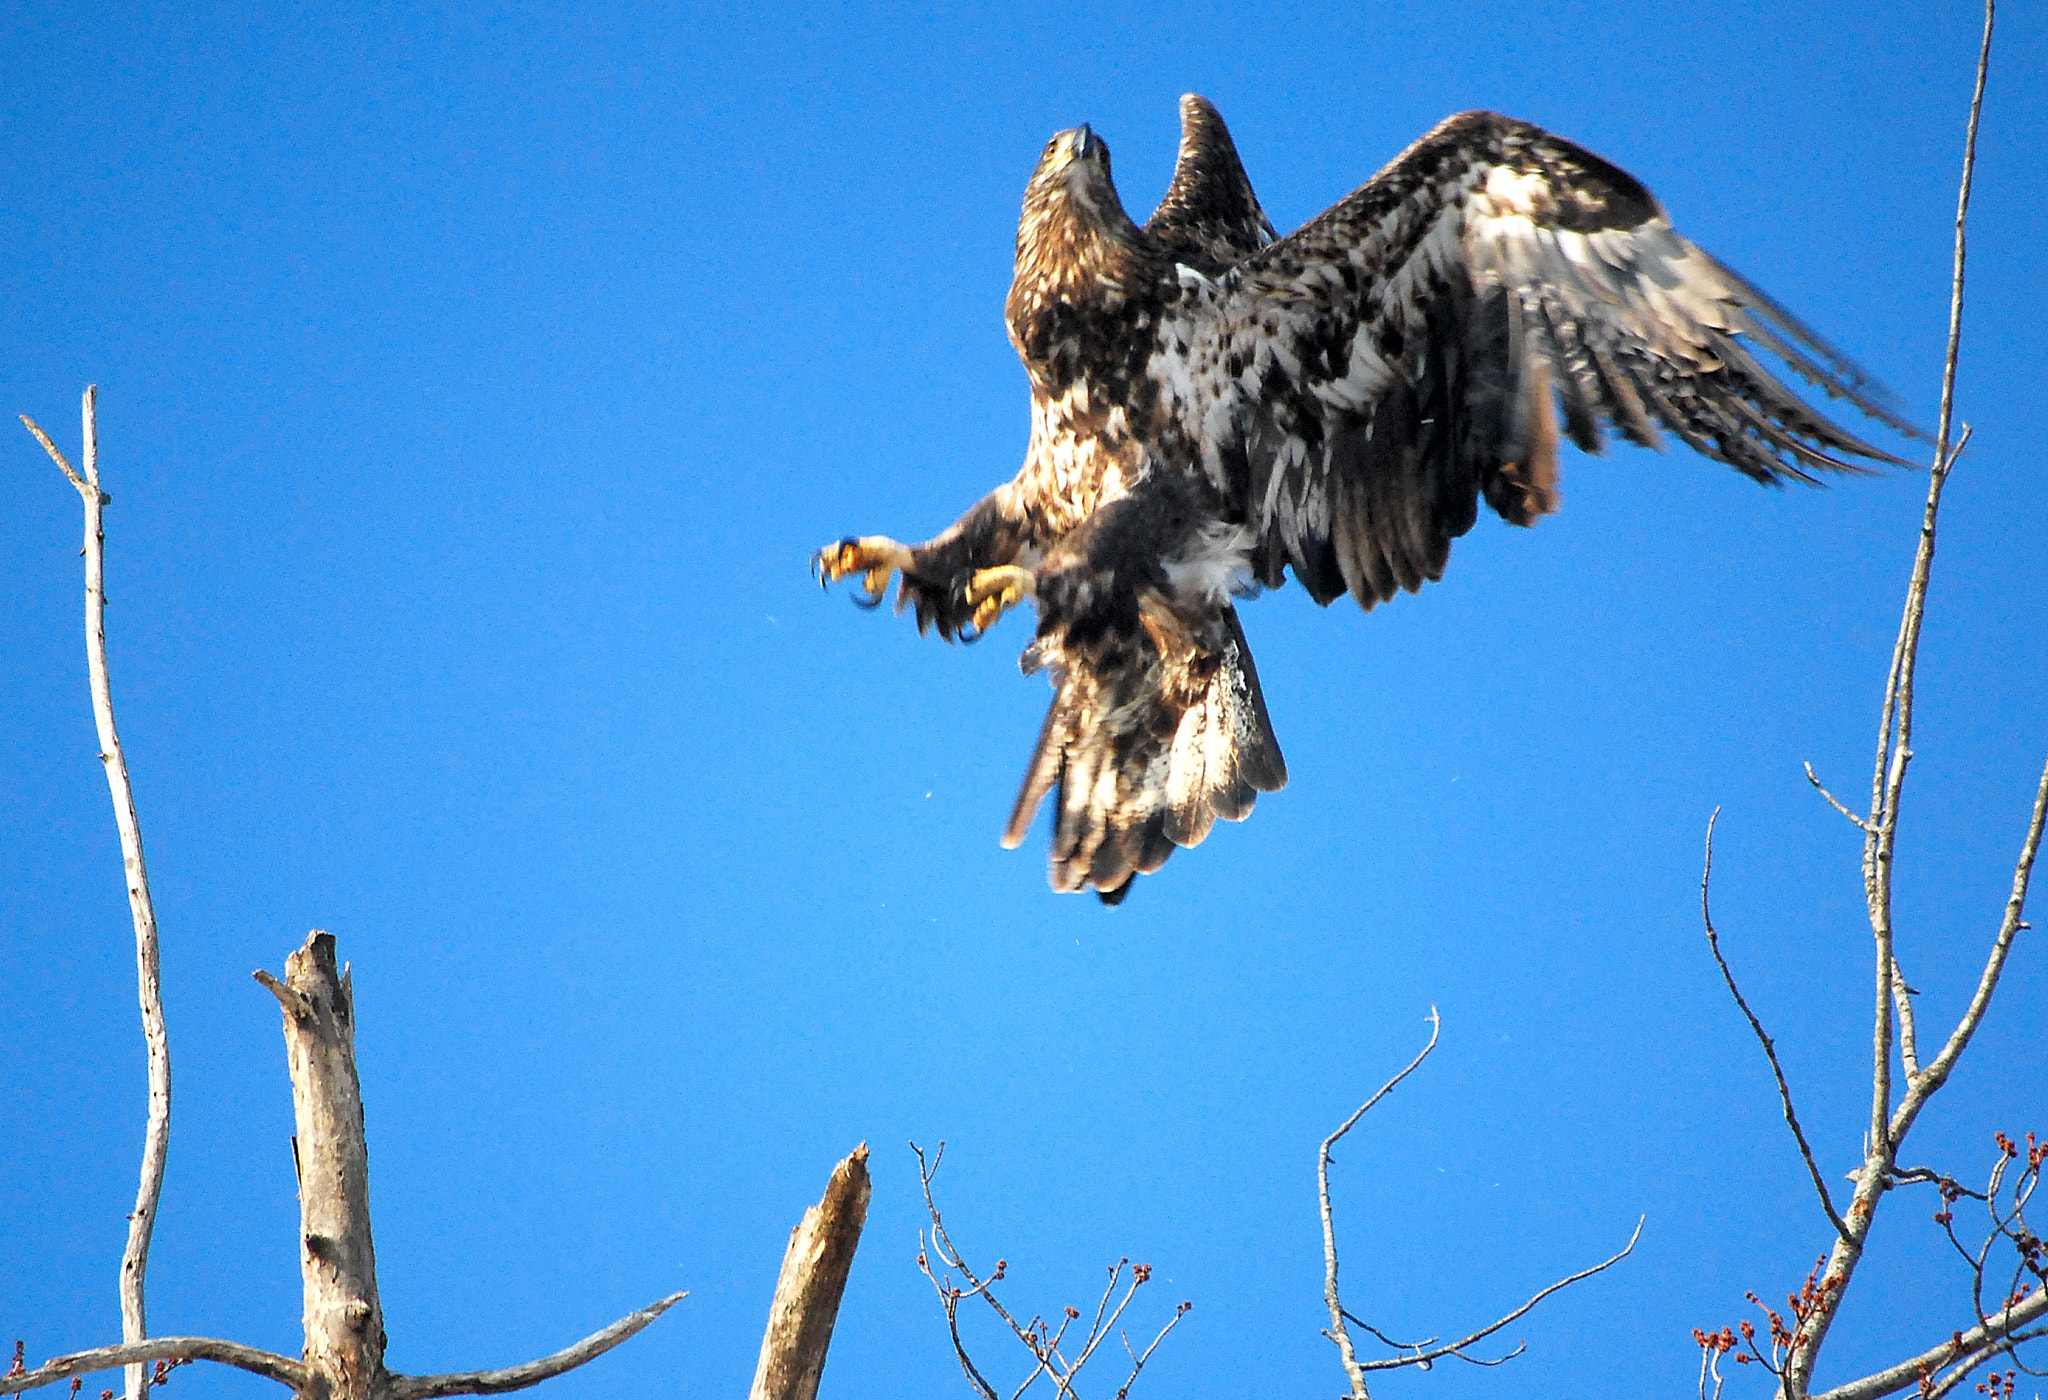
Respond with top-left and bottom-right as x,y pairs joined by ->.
256,932 -> 387,1400
749,1145 -> 872,1400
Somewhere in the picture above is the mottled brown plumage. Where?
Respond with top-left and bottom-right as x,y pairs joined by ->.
815,97 -> 1916,903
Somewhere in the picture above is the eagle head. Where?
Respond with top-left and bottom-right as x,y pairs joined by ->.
1014,123 -> 1145,296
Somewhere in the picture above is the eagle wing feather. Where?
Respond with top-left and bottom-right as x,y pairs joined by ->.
1162,110 -> 1919,610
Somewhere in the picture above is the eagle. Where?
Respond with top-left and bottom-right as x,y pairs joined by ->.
814,96 -> 1915,905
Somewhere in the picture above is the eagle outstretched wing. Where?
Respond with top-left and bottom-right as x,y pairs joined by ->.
1170,110 -> 1918,609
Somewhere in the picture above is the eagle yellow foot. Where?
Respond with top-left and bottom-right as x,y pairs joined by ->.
962,564 -> 1037,636
812,535 -> 915,606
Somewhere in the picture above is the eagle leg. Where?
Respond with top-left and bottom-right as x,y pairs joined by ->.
811,536 -> 916,608
960,564 -> 1037,638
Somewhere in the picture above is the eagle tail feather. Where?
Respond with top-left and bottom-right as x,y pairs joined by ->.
1007,606 -> 1285,903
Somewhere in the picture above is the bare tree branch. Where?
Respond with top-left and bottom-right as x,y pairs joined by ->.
1804,764 -> 1872,834
1701,810 -> 1850,1243
19,412 -> 85,490
1889,956 -> 1921,1082
22,406 -> 689,1400
1923,1330 -> 2048,1400
21,388 -> 172,1400
913,1143 -> 1014,1400
912,1144 -> 1187,1400
1775,11 -> 2012,1392
0,1338 -> 305,1396
383,1293 -> 689,1400
1807,1290 -> 2048,1400
1316,1010 -> 1636,1393
1321,1009 -> 1440,1398
749,1144 -> 872,1400
1114,1302 -> 1190,1400
1355,1218 -> 1643,1374
1909,754 -> 2048,1111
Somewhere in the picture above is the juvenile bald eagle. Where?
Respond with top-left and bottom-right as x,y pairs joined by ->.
815,97 -> 1914,905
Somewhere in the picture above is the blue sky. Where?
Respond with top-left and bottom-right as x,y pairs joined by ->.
4,2 -> 2044,1397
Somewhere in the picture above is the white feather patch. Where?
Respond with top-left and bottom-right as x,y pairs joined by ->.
1161,522 -> 1257,605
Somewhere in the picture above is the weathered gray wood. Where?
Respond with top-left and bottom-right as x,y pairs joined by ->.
0,1337 -> 307,1396
748,1145 -> 871,1400
384,1292 -> 686,1399
22,389 -> 173,1400
258,932 -> 386,1400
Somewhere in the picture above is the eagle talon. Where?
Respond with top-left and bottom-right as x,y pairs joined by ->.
961,564 -> 1038,635
811,535 -> 916,606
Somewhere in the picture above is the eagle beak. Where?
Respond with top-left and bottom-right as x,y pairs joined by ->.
1066,123 -> 1102,165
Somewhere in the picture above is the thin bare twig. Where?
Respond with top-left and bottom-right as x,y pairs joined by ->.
384,1293 -> 689,1399
22,388 -> 172,1400
912,1144 -> 1186,1400
1804,764 -> 1872,833
1355,1219 -> 1642,1373
0,1337 -> 305,1396
1060,1261 -> 1146,1383
1702,810 -> 1851,1243
1889,1166 -> 1986,1202
1114,1302 -> 1190,1399
912,1144 -> 1013,1400
1348,1315 -> 1435,1353
1321,1009 -> 1441,1398
1924,1329 -> 2048,1400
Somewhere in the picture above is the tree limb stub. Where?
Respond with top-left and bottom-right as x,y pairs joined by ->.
263,931 -> 388,1400
749,1144 -> 872,1400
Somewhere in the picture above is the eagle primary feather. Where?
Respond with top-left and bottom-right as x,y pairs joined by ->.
814,97 -> 1915,904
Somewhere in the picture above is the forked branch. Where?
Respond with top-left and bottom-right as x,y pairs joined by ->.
1780,13 -> 2013,1395
1319,1010 -> 1638,1398
19,401 -> 692,1400
1321,1010 -> 1440,1396
3,933 -> 688,1400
